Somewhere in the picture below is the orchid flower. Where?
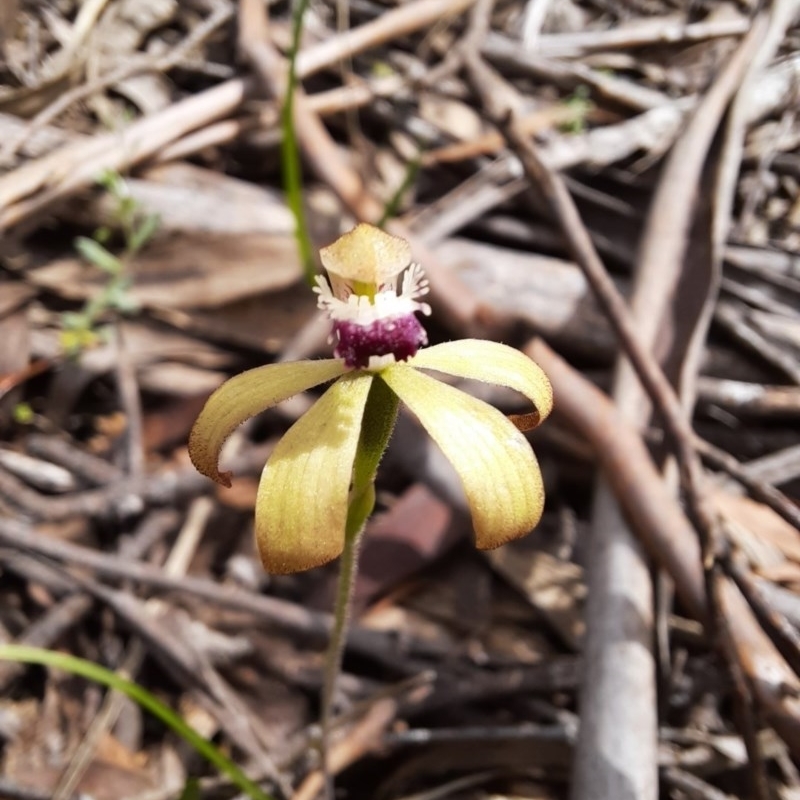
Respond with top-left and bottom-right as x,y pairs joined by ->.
189,224 -> 552,574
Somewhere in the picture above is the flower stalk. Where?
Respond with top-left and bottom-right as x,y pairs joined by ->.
319,516 -> 364,797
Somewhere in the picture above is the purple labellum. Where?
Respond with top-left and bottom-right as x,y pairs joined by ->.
333,314 -> 428,369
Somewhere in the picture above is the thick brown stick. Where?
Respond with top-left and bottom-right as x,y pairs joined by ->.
527,338 -> 800,758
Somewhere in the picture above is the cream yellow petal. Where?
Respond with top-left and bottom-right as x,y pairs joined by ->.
381,365 -> 545,549
320,223 -> 411,285
255,372 -> 374,574
407,339 -> 553,430
189,359 -> 348,486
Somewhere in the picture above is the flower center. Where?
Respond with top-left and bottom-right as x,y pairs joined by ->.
314,262 -> 431,369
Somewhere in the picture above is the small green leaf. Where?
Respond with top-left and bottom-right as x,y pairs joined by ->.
75,237 -> 122,274
94,226 -> 113,244
128,213 -> 160,254
13,402 -> 34,425
96,169 -> 125,195
106,280 -> 139,313
61,310 -> 88,330
112,294 -> 140,314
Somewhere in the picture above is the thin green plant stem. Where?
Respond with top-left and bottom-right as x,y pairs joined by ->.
0,645 -> 274,800
319,502 -> 369,799
282,0 -> 316,285
318,376 -> 398,797
377,155 -> 421,228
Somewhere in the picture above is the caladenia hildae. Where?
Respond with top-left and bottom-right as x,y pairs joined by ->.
188,223 -> 553,795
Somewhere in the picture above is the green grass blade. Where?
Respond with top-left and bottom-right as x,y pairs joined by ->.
0,645 -> 274,800
282,0 -> 316,285
377,156 -> 421,228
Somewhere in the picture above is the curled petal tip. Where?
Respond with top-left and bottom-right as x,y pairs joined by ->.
509,411 -> 542,432
187,427 -> 230,486
187,359 -> 349,491
381,364 -> 546,550
408,339 -> 553,429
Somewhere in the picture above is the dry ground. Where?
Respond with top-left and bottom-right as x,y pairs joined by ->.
0,1 -> 799,799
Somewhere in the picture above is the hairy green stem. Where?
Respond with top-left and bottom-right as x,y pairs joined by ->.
319,487 -> 372,799
318,376 -> 397,797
